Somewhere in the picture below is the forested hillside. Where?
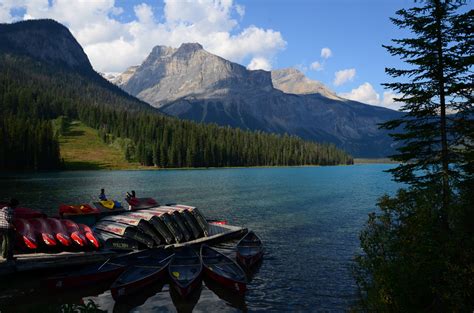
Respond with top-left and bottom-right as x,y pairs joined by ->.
0,54 -> 353,170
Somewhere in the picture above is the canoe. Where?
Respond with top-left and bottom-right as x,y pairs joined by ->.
160,206 -> 202,239
236,231 -> 264,268
94,221 -> 154,248
99,200 -> 115,210
78,224 -> 100,249
60,219 -> 87,248
126,197 -> 159,210
94,230 -> 140,251
149,207 -> 192,242
46,218 -> 73,248
168,247 -> 202,297
111,248 -> 174,299
201,245 -> 247,293
28,218 -> 57,247
126,211 -> 174,244
59,204 -> 100,216
170,204 -> 209,236
100,215 -> 162,246
47,249 -> 157,289
137,210 -> 183,243
12,218 -> 38,250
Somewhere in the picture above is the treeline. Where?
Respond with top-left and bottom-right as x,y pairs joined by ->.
0,54 -> 353,170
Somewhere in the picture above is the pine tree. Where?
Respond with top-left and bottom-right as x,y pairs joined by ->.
381,0 -> 473,226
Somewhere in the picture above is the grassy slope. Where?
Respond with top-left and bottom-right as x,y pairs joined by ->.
59,121 -> 145,170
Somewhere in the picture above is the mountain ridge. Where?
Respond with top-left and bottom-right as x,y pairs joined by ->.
114,43 -> 400,157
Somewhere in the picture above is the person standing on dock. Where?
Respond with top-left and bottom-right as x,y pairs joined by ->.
0,198 -> 18,262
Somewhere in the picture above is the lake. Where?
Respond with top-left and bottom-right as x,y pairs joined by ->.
0,165 -> 399,312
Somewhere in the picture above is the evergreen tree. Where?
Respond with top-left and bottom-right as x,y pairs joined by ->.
354,1 -> 473,311
381,0 -> 473,225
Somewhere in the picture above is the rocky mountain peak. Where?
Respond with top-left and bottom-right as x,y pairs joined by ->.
271,68 -> 341,100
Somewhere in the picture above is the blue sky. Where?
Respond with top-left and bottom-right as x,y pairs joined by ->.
0,0 -> 422,109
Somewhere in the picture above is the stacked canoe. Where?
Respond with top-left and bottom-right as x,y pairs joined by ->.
93,205 -> 210,250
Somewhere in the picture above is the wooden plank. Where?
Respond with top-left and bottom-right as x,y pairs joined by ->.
0,250 -> 116,276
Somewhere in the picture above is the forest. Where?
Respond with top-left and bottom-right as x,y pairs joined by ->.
0,54 -> 353,170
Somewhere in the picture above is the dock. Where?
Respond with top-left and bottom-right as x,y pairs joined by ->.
0,250 -> 116,276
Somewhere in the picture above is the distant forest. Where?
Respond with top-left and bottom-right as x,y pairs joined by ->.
0,54 -> 353,170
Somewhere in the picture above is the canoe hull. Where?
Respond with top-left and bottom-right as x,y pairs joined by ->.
47,265 -> 125,289
203,266 -> 246,293
111,266 -> 167,300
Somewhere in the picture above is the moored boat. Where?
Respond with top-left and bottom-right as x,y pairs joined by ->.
149,207 -> 192,242
13,218 -> 38,250
162,206 -> 202,239
46,249 -> 156,289
126,197 -> 159,210
201,245 -> 247,293
236,231 -> 264,268
61,219 -> 87,247
29,218 -> 57,247
78,223 -> 100,249
94,221 -> 154,248
111,248 -> 174,299
100,215 -> 162,246
94,229 -> 140,251
46,218 -> 73,248
169,247 -> 202,297
170,204 -> 209,236
138,209 -> 183,243
126,211 -> 174,244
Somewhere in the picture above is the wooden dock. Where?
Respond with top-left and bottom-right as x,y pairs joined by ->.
0,250 -> 116,276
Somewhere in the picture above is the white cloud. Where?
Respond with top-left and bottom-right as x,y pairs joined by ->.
340,82 -> 379,105
339,82 -> 403,110
333,68 -> 356,86
247,57 -> 271,70
0,0 -> 286,73
310,61 -> 323,71
321,47 -> 332,59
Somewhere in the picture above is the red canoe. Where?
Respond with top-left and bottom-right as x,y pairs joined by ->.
61,219 -> 86,247
14,207 -> 46,219
201,245 -> 247,293
29,218 -> 57,247
78,224 -> 100,249
12,218 -> 38,250
46,218 -> 73,247
236,231 -> 264,268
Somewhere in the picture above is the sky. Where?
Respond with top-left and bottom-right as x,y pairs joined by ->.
0,0 -> 425,110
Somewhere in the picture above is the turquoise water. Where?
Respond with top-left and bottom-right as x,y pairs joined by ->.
0,165 -> 399,312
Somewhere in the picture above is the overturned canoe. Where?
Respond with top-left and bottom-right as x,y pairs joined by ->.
100,214 -> 162,246
137,209 -> 183,243
169,204 -> 209,237
149,207 -> 192,242
159,206 -> 202,239
13,218 -> 38,250
61,219 -> 87,248
126,211 -> 175,245
94,221 -> 154,248
94,230 -> 140,251
78,223 -> 100,249
46,218 -> 73,248
29,218 -> 57,247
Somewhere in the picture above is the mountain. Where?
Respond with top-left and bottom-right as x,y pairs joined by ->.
0,19 -> 93,73
115,43 -> 400,157
271,68 -> 341,100
0,19 -> 352,170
